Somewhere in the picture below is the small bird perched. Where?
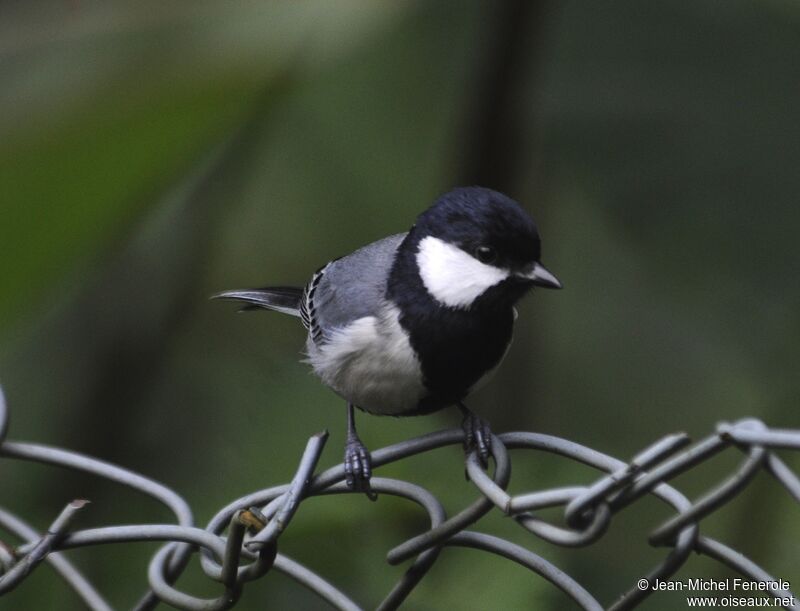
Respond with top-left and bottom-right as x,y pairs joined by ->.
215,187 -> 560,495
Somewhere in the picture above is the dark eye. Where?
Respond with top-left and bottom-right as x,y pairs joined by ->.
475,245 -> 497,264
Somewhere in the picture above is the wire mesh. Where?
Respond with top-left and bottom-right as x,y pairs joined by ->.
0,384 -> 798,610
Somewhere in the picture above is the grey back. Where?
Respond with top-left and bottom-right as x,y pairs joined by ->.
310,232 -> 407,342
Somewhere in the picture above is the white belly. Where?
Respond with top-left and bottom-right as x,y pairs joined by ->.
305,304 -> 426,415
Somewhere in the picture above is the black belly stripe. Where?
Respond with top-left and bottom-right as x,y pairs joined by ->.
386,239 -> 517,413
394,299 -> 514,411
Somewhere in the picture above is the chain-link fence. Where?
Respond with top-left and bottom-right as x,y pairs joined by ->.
0,384 -> 797,610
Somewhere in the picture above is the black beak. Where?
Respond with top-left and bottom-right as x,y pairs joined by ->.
518,262 -> 562,289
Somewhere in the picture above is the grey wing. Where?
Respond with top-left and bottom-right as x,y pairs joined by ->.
303,232 -> 407,345
299,264 -> 328,342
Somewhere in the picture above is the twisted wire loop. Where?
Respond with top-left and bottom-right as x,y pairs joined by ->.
0,384 -> 798,610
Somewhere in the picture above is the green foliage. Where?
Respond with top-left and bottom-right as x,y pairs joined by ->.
0,76 -> 262,336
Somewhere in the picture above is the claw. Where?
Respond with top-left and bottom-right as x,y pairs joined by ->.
344,437 -> 377,501
459,404 -> 493,469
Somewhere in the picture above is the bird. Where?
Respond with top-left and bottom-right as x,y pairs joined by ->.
214,186 -> 561,496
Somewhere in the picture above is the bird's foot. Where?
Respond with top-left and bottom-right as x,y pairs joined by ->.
344,436 -> 377,501
460,406 -> 493,468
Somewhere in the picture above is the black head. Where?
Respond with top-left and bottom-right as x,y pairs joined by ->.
396,187 -> 560,311
414,186 -> 543,269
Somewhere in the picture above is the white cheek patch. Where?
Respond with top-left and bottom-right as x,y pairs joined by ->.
416,236 -> 509,308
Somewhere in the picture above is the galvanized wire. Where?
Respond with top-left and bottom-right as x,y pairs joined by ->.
0,384 -> 797,610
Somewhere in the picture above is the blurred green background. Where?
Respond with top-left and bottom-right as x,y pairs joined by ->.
1,1 -> 798,609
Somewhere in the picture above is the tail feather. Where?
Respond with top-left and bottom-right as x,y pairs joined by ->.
212,286 -> 303,317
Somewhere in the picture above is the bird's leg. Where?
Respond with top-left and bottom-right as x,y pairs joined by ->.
458,402 -> 492,468
344,404 -> 377,500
